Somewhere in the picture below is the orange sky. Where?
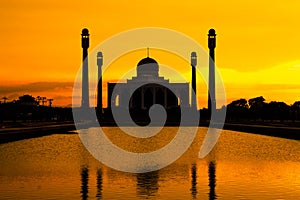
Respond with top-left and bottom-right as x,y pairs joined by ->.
0,0 -> 299,107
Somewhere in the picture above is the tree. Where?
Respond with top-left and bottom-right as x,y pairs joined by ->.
41,97 -> 47,106
292,101 -> 300,109
47,99 -> 54,107
227,98 -> 249,121
229,98 -> 248,108
36,96 -> 42,105
17,94 -> 38,106
266,101 -> 290,122
248,96 -> 265,108
2,97 -> 8,103
248,96 -> 266,120
292,101 -> 300,121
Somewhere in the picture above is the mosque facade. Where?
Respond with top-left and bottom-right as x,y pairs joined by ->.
107,57 -> 190,110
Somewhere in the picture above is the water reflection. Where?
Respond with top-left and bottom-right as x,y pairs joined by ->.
208,161 -> 217,200
1,130 -> 299,199
190,164 -> 197,199
96,169 -> 103,200
80,166 -> 89,200
136,171 -> 159,198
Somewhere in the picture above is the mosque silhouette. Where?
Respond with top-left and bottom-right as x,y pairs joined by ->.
107,56 -> 189,110
80,28 -> 217,125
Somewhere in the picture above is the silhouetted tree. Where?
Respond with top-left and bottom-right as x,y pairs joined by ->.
265,101 -> 290,122
248,96 -> 266,121
227,98 -> 249,121
2,97 -> 8,103
47,99 -> 53,107
0,94 -> 73,124
36,96 -> 42,106
17,94 -> 37,106
293,101 -> 300,108
292,101 -> 300,121
41,97 -> 47,106
223,96 -> 300,123
248,96 -> 265,108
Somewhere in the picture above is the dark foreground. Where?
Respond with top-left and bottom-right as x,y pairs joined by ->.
0,120 -> 299,144
222,122 -> 300,140
0,122 -> 75,144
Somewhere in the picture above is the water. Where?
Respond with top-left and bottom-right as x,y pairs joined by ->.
0,127 -> 299,199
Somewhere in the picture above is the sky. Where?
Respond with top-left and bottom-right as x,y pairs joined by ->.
0,0 -> 299,107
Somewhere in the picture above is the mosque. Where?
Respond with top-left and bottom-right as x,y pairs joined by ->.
107,56 -> 190,110
80,28 -> 217,118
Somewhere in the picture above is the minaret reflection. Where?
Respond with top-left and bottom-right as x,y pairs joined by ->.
136,171 -> 159,198
190,164 -> 197,199
96,169 -> 103,200
208,161 -> 217,200
80,166 -> 89,200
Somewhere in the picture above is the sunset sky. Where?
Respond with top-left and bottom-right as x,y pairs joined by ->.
0,0 -> 299,107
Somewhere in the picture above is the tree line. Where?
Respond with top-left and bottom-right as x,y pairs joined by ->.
1,94 -> 299,126
0,95 -> 72,125
226,96 -> 300,122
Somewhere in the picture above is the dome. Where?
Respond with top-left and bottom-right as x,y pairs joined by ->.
208,29 -> 216,36
137,57 -> 159,77
82,28 -> 89,36
137,57 -> 158,66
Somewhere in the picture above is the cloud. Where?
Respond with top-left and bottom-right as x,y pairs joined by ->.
0,82 -> 74,106
0,82 -> 73,95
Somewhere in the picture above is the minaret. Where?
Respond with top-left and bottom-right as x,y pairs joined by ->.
81,28 -> 90,108
191,52 -> 197,109
208,29 -> 216,114
97,52 -> 103,110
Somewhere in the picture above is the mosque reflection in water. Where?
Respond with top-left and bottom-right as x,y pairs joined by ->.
80,167 -> 103,200
80,161 -> 216,200
136,171 -> 159,198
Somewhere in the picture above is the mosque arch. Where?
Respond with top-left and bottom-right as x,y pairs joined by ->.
156,88 -> 165,106
131,88 -> 142,109
144,88 -> 153,109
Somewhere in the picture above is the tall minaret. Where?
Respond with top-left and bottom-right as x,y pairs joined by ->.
81,28 -> 90,108
191,52 -> 197,109
97,52 -> 103,110
208,29 -> 216,113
